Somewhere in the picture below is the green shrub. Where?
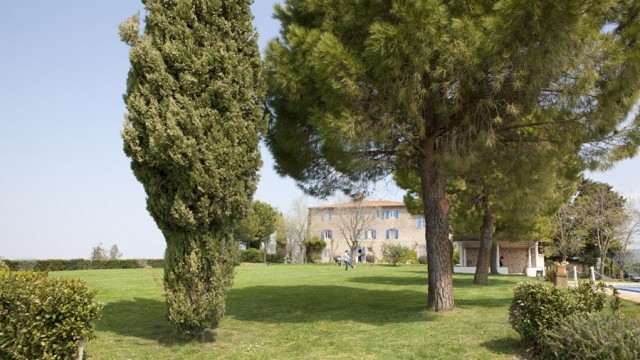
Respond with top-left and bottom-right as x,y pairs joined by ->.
305,236 -> 326,262
365,254 -> 376,263
240,248 -> 265,263
418,255 -> 428,265
509,281 -> 617,347
266,253 -> 285,263
382,244 -> 414,265
0,271 -> 102,359
539,312 -> 640,360
1,259 -> 165,271
0,259 -> 8,272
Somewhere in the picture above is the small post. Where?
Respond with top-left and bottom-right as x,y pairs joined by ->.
573,266 -> 578,286
77,340 -> 84,360
590,266 -> 596,282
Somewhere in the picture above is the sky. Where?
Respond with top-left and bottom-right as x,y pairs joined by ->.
0,1 -> 637,260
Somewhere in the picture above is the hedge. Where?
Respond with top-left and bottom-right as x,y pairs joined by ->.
3,259 -> 165,272
0,270 -> 102,359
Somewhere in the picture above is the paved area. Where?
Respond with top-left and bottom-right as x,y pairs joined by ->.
568,281 -> 640,303
609,284 -> 640,303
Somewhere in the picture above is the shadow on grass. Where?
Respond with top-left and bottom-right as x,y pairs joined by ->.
348,275 -> 427,286
98,297 -> 186,346
481,338 -> 529,359
226,285 -> 432,325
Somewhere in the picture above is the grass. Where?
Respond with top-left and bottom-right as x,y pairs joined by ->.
51,264 -> 640,360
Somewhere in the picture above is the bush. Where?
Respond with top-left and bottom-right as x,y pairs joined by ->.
266,253 -> 285,263
240,248 -> 265,263
365,254 -> 376,263
418,255 -> 428,265
538,312 -> 640,360
1,259 -> 165,271
509,281 -> 617,347
382,244 -> 415,265
305,236 -> 326,262
0,271 -> 102,359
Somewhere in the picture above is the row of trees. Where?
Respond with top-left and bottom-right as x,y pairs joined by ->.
550,179 -> 640,278
120,0 -> 640,337
90,243 -> 123,261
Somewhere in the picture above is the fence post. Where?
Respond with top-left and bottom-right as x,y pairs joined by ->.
573,266 -> 578,285
590,266 -> 596,282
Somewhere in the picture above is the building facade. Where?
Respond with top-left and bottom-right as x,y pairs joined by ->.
308,200 -> 426,263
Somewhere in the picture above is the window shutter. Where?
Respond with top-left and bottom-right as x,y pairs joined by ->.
321,231 -> 325,240
395,210 -> 399,218
373,230 -> 377,239
386,210 -> 390,219
395,230 -> 399,239
386,229 -> 390,239
328,230 -> 333,239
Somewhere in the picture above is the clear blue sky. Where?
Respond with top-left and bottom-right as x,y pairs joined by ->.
0,1 -> 637,260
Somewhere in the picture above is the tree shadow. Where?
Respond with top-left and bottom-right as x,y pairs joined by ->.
98,297 -> 186,346
481,337 -> 529,359
225,285 -> 432,325
348,275 -> 427,286
454,297 -> 512,309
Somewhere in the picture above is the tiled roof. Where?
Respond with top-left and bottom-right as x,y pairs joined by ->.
309,200 -> 405,209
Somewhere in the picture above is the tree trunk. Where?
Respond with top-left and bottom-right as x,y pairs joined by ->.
473,190 -> 493,284
418,136 -> 454,311
490,243 -> 498,274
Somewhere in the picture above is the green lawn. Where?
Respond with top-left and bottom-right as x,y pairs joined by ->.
51,265 -> 640,360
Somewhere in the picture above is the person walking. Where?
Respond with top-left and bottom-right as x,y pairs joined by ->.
343,250 -> 354,271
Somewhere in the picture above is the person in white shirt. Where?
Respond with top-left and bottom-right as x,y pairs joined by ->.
342,250 -> 354,271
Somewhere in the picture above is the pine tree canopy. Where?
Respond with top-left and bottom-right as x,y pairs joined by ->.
266,0 -> 640,310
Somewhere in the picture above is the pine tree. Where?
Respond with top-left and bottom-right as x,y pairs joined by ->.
266,1 -> 640,310
120,0 -> 265,338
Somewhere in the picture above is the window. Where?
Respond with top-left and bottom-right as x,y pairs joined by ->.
322,211 -> 332,221
417,215 -> 424,229
364,229 -> 377,240
321,229 -> 333,240
378,209 -> 400,219
385,229 -> 399,240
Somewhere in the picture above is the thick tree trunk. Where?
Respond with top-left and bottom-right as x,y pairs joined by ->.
418,137 -> 454,311
490,243 -> 498,274
473,190 -> 493,284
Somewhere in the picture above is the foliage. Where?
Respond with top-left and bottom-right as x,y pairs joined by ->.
418,255 -> 428,265
240,248 -> 266,263
509,281 -> 618,346
382,244 -> 415,266
266,252 -> 285,263
91,243 -> 108,260
0,258 -> 8,272
305,236 -> 326,262
120,0 -> 265,338
265,0 -> 640,311
538,312 -> 640,360
234,201 -> 281,249
0,271 -> 102,359
2,259 -> 165,271
573,179 -> 627,276
92,244 -> 123,261
109,245 -> 123,260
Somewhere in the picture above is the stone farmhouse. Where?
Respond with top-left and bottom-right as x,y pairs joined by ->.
308,199 -> 544,276
308,200 -> 427,263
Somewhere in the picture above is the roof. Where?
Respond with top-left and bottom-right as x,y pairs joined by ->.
309,200 -> 405,209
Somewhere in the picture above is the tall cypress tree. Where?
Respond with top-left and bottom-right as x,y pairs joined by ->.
119,0 -> 265,338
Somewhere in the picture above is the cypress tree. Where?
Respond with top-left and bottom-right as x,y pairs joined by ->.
119,0 -> 265,338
